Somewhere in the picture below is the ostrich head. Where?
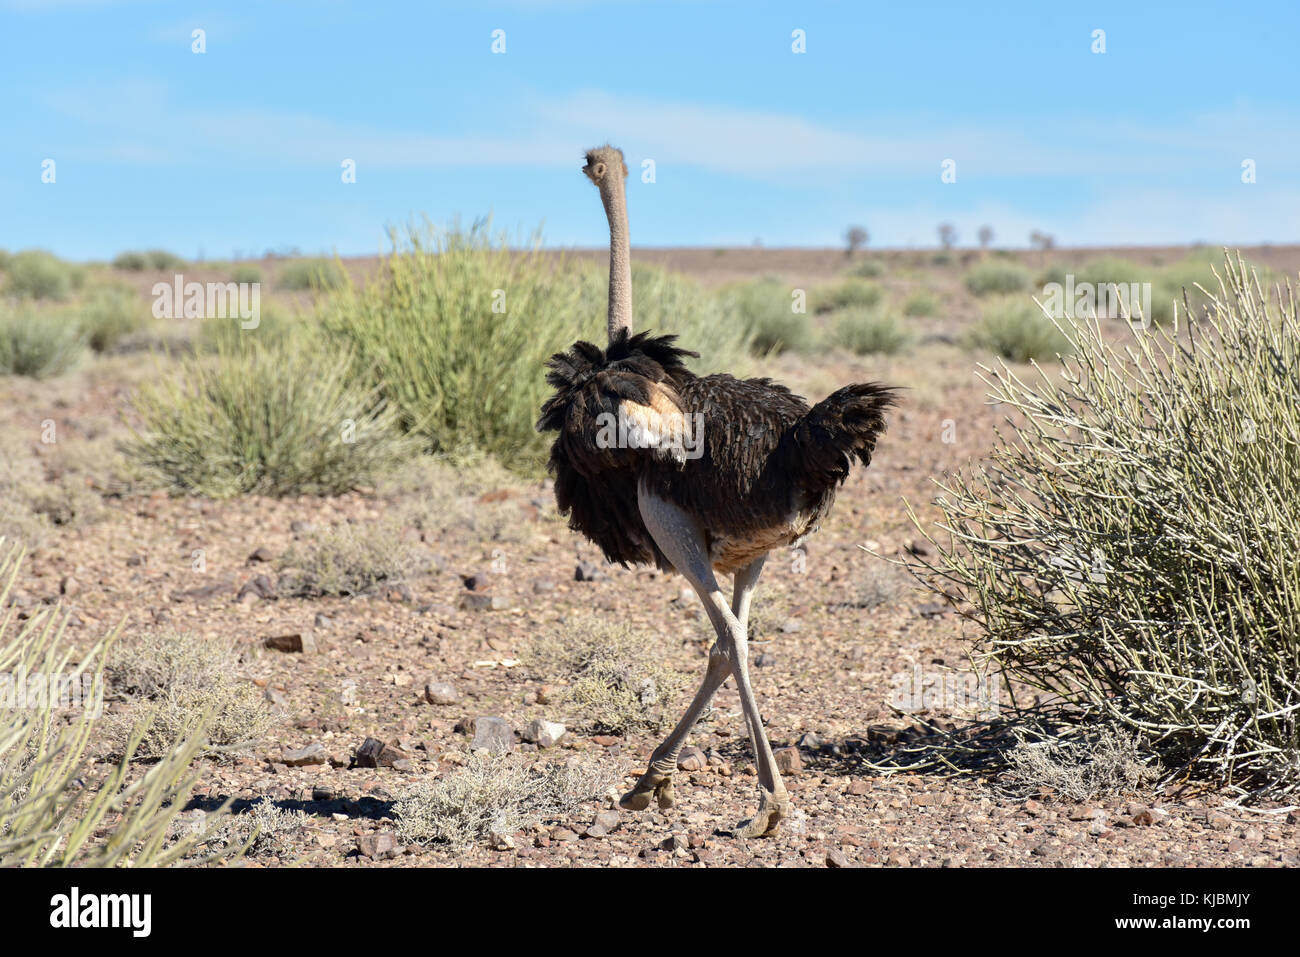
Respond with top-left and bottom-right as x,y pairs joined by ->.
584,145 -> 632,343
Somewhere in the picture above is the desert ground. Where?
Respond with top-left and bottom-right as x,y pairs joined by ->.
3,244 -> 1298,867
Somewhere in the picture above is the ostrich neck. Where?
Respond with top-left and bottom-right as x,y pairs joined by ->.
600,178 -> 632,341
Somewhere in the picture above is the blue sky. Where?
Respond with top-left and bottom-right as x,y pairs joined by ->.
2,0 -> 1298,261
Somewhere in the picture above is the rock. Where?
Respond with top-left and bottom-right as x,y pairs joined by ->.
847,780 -> 871,797
248,546 -> 275,563
313,613 -> 332,628
774,747 -> 803,775
460,592 -> 510,611
170,580 -> 233,602
471,716 -> 515,753
1089,818 -> 1111,836
575,561 -> 605,582
1067,806 -> 1103,821
826,848 -> 850,868
779,618 -> 802,634
677,746 -> 707,772
1207,809 -> 1232,829
523,718 -> 566,748
357,833 -> 398,860
489,830 -> 515,851
59,575 -> 80,597
591,735 -> 619,747
798,732 -> 824,751
281,743 -> 328,767
463,572 -> 492,592
263,632 -> 314,654
552,827 -> 579,843
237,574 -> 277,601
289,520 -> 316,535
264,686 -> 288,707
424,681 -> 459,706
532,579 -> 557,594
1131,806 -> 1156,827
754,653 -> 776,668
353,737 -> 387,768
916,602 -> 948,618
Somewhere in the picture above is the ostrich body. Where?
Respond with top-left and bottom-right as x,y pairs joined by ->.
538,146 -> 897,837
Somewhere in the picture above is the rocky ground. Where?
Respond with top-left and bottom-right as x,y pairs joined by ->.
3,248 -> 1299,868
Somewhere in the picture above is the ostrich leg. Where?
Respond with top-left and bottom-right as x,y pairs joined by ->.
623,491 -> 789,837
619,556 -> 765,812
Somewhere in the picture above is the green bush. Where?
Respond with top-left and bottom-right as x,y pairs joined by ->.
723,277 -> 812,355
112,250 -> 186,272
0,304 -> 86,377
964,261 -> 1031,297
0,249 -> 10,271
848,258 -> 885,279
318,222 -> 749,472
902,290 -> 939,317
231,263 -> 262,284
967,298 -> 1071,362
78,283 -> 144,352
912,253 -> 1300,798
198,303 -> 292,353
813,277 -> 883,313
832,308 -> 912,355
277,258 -> 346,291
127,335 -> 417,497
4,251 -> 78,300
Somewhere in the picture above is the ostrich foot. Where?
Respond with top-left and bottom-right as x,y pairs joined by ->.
733,787 -> 790,839
619,769 -> 675,811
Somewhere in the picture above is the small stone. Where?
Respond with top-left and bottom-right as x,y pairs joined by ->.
779,618 -> 802,634
1131,806 -> 1156,827
1244,826 -> 1264,842
1089,818 -> 1111,836
471,716 -> 515,753
773,747 -> 803,775
264,686 -> 288,707
281,743 -> 328,767
532,579 -> 557,594
238,574 -> 277,601
1068,806 -> 1103,821
357,832 -> 398,860
59,576 -> 80,597
263,632 -> 314,654
424,681 -> 459,705
248,546 -> 275,563
313,613 -> 332,628
460,592 -> 510,611
847,779 -> 872,797
798,732 -> 824,751
523,718 -> 566,748
353,737 -> 387,768
575,561 -> 605,582
552,827 -> 579,843
754,653 -> 776,668
677,746 -> 707,772
826,848 -> 849,868
463,573 -> 492,592
1207,809 -> 1232,829
489,830 -> 515,851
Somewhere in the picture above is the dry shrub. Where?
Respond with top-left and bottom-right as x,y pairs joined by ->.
529,617 -> 685,735
911,253 -> 1300,798
193,799 -> 306,857
394,752 -> 615,848
107,630 -> 274,760
0,542 -> 226,866
1004,727 -> 1157,802
279,520 -> 416,597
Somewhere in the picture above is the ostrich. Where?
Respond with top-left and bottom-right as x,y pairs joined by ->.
538,145 -> 897,838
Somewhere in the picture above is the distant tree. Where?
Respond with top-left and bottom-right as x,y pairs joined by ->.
1029,230 -> 1056,266
978,225 -> 995,250
844,226 -> 869,257
937,223 -> 958,250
